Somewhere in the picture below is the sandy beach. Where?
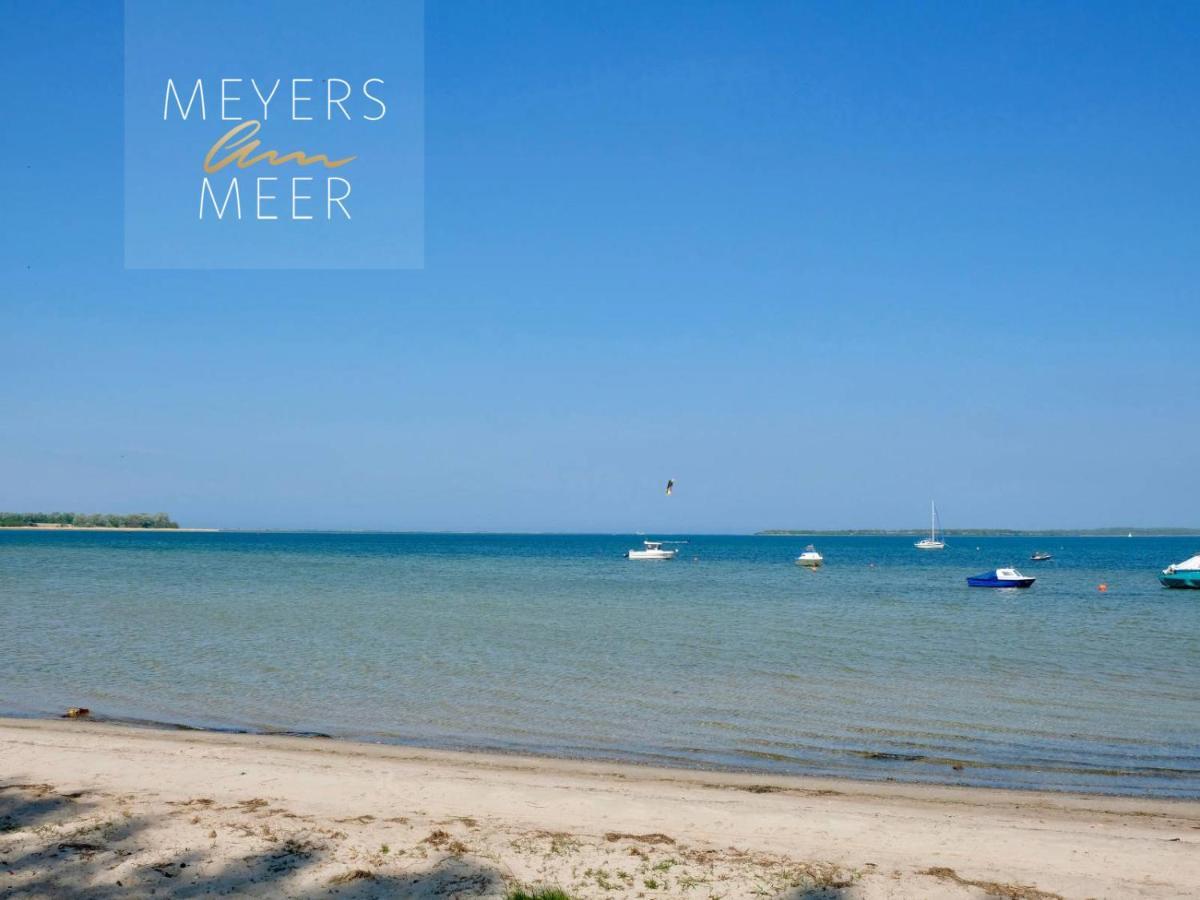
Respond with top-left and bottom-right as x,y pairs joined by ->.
1,718 -> 1197,899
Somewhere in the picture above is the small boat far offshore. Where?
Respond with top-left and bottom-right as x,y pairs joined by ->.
967,567 -> 1036,588
626,540 -> 678,560
795,545 -> 824,567
1030,550 -> 1053,562
1160,554 -> 1200,589
914,500 -> 946,549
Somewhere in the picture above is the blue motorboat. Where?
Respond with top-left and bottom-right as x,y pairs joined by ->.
967,567 -> 1036,589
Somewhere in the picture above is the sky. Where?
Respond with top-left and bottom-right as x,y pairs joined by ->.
1,1 -> 1198,533
121,0 -> 424,268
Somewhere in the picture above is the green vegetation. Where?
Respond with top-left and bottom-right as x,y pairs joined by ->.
0,512 -> 179,529
507,890 -> 574,900
757,527 -> 1199,537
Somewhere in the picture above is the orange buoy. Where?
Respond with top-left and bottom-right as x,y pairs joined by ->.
1098,583 -> 1108,592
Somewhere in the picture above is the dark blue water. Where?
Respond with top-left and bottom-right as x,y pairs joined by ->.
2,531 -> 1197,797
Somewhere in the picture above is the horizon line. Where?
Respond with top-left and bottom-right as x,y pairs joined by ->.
9,526 -> 1198,537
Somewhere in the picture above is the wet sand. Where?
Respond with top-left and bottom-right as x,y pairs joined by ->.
2,717 -> 1198,898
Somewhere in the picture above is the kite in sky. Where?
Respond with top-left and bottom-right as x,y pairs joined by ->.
665,479 -> 674,496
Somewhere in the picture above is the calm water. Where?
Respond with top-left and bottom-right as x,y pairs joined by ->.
2,532 -> 1198,797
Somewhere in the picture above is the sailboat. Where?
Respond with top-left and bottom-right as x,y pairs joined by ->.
914,501 -> 946,550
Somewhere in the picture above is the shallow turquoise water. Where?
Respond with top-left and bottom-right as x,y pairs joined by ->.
2,531 -> 1197,797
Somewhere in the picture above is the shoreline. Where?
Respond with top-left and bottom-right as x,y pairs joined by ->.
0,526 -> 218,532
3,717 -> 1199,898
757,531 -> 1200,538
6,528 -> 1198,536
4,707 -> 1191,802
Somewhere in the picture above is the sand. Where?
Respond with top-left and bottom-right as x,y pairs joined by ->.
2,717 -> 1198,899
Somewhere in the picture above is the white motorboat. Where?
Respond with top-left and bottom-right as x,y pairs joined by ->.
795,544 -> 824,567
914,500 -> 946,549
626,540 -> 678,560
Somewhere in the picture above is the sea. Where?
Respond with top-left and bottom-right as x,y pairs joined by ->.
2,531 -> 1197,797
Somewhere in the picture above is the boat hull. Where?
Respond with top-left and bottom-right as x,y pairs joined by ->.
626,550 -> 677,560
795,557 -> 823,567
1160,571 -> 1200,589
967,576 -> 1035,588
914,541 -> 945,550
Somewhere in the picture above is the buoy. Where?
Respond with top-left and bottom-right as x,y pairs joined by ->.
1098,583 -> 1108,592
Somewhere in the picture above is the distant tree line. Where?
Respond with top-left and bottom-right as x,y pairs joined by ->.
757,527 -> 1199,536
0,512 -> 179,528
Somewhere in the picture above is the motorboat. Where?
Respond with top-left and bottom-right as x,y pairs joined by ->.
795,545 -> 823,567
1030,550 -> 1053,562
914,500 -> 946,549
967,567 -> 1035,588
1160,554 -> 1200,589
626,540 -> 678,560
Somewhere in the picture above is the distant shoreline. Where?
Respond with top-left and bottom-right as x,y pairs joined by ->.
0,526 -> 218,532
758,529 -> 1200,537
3,527 -> 1197,537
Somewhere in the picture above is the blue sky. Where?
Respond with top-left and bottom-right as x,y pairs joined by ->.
122,0 -> 424,268
1,1 -> 1197,532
